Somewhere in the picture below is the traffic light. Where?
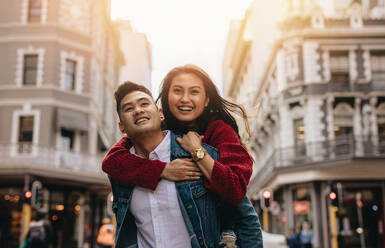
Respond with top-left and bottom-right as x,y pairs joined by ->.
329,188 -> 339,207
34,186 -> 43,205
24,190 -> 32,203
31,180 -> 43,209
260,188 -> 272,210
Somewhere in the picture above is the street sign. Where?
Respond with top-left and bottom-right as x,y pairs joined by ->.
293,201 -> 309,214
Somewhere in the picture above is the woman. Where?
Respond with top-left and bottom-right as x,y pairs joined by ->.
103,64 -> 261,247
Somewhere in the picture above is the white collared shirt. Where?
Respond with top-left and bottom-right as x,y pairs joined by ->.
129,131 -> 191,248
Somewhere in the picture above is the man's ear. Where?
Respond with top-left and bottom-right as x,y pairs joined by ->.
159,108 -> 164,121
119,122 -> 130,138
118,122 -> 125,133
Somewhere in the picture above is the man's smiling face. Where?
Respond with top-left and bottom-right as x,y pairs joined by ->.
118,91 -> 164,138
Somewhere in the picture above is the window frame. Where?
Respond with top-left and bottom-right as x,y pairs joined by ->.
64,59 -> 77,90
27,0 -> 43,23
370,51 -> 385,86
21,0 -> 48,24
11,105 -> 40,156
16,47 -> 45,87
329,51 -> 350,85
60,51 -> 84,93
22,54 -> 38,85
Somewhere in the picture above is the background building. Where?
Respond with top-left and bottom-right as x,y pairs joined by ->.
0,0 -> 148,247
223,0 -> 385,247
114,20 -> 152,89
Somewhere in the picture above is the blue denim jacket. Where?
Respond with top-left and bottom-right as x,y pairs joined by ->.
170,132 -> 263,248
109,131 -> 262,248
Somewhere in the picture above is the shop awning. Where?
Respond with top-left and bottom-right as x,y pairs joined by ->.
56,108 -> 88,132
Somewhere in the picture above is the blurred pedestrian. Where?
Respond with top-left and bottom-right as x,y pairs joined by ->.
25,210 -> 53,248
300,222 -> 314,248
96,217 -> 115,248
287,227 -> 301,248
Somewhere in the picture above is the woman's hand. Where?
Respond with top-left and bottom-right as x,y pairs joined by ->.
176,131 -> 203,153
161,158 -> 202,181
176,131 -> 214,181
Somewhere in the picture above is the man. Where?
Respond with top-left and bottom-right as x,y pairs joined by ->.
109,81 -> 208,247
26,211 -> 53,248
107,81 -> 261,248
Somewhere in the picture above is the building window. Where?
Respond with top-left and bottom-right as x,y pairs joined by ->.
64,59 -> 76,90
60,52 -> 84,93
330,51 -> 349,86
285,51 -> 299,82
371,52 -> 385,89
334,115 -> 353,156
378,114 -> 385,153
16,47 -> 44,87
334,123 -> 353,139
370,0 -> 380,8
18,116 -> 34,153
378,116 -> 385,136
28,0 -> 42,23
294,118 -> 306,157
294,118 -> 305,143
23,55 -> 38,85
60,128 -> 74,152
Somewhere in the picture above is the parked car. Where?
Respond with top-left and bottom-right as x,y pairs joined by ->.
262,231 -> 288,248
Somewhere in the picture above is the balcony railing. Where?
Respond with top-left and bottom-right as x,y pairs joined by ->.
249,135 -> 385,192
0,143 -> 105,174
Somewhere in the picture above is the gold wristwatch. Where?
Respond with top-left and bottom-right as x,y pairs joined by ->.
191,147 -> 206,162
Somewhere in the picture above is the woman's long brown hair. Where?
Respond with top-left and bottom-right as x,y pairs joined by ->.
156,64 -> 250,139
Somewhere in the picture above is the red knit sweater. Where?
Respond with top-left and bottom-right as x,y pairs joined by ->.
102,120 -> 253,205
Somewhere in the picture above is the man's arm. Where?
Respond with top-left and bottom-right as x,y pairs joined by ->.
102,136 -> 201,190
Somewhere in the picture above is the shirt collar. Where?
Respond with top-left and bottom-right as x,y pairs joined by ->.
152,130 -> 170,162
129,130 -> 170,162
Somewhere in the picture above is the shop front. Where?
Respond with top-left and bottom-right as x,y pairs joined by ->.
0,182 -> 109,248
327,182 -> 385,248
0,186 -> 24,248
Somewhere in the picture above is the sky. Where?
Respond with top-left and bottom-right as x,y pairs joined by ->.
110,0 -> 253,96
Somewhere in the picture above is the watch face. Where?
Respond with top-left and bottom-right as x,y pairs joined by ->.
197,149 -> 205,159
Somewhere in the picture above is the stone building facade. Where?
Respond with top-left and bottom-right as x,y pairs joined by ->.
223,0 -> 385,247
114,20 -> 152,89
0,0 -> 128,247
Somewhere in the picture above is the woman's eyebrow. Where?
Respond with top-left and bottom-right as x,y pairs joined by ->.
189,86 -> 202,89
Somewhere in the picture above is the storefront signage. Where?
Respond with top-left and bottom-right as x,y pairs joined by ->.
293,201 -> 309,214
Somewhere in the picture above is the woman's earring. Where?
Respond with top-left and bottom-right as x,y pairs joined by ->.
160,116 -> 164,121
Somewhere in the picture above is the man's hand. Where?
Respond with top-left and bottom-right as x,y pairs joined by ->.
161,158 -> 202,181
176,131 -> 203,154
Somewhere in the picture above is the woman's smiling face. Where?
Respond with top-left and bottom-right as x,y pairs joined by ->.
167,73 -> 209,123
